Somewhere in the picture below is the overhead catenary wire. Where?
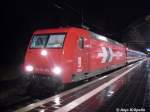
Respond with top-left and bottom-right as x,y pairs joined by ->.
49,0 -> 111,35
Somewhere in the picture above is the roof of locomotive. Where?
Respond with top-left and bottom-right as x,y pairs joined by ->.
33,27 -> 87,35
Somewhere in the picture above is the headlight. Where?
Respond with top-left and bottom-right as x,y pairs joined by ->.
41,50 -> 48,56
52,66 -> 62,75
25,65 -> 34,72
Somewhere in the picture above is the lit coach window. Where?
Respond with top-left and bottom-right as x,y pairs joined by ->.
78,37 -> 84,49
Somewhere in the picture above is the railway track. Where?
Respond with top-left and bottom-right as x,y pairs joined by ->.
14,61 -> 144,112
1,60 -> 145,112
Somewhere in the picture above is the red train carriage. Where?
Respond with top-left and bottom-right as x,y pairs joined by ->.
24,27 -> 127,89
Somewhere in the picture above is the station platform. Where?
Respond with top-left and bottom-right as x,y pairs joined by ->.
15,59 -> 150,112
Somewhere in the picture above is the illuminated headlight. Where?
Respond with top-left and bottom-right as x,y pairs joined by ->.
41,50 -> 48,56
52,66 -> 62,75
25,65 -> 34,72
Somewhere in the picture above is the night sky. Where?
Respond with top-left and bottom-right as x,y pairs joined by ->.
1,0 -> 150,67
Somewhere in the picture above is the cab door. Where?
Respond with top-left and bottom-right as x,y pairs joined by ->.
76,36 -> 89,74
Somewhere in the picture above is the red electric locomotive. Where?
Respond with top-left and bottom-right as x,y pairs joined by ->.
24,27 -> 127,92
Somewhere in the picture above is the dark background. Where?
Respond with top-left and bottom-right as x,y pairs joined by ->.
1,0 -> 150,68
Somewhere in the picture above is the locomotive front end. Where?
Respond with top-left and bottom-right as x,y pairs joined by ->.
24,32 -> 68,91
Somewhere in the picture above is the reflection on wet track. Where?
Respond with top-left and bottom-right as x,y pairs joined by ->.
98,59 -> 150,112
15,59 -> 150,112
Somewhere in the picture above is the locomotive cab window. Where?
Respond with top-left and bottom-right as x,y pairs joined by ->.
46,34 -> 65,48
78,37 -> 84,49
30,34 -> 66,48
30,35 -> 48,48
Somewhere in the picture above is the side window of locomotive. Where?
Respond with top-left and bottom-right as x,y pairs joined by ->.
78,37 -> 84,49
